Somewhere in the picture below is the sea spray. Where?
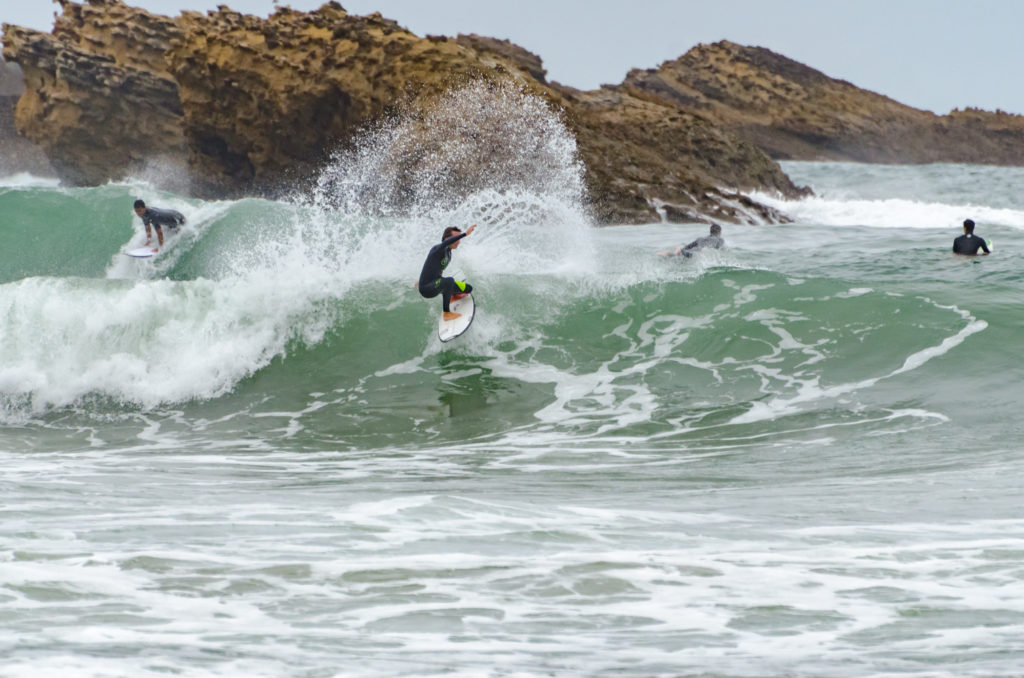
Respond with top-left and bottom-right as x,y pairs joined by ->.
305,81 -> 596,277
0,82 -> 600,415
312,81 -> 586,217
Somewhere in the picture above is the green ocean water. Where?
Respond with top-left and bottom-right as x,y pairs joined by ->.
2,147 -> 1024,674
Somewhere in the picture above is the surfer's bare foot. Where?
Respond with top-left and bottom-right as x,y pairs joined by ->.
443,311 -> 462,321
451,293 -> 468,302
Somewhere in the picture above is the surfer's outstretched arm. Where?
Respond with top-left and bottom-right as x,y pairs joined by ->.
442,224 -> 477,248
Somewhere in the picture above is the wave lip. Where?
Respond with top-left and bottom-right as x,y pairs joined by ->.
0,273 -> 337,414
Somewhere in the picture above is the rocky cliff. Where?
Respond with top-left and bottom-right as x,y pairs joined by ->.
624,40 -> 1024,165
2,1 -> 804,223
164,3 -> 556,197
558,84 -> 797,224
2,1 -> 186,185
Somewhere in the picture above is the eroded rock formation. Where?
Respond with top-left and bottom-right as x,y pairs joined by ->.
2,1 -> 186,185
2,1 -> 806,223
561,84 -> 799,224
165,3 -> 551,196
625,40 -> 1024,165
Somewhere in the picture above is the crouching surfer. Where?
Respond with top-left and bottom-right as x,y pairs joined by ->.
418,224 -> 477,321
134,199 -> 186,251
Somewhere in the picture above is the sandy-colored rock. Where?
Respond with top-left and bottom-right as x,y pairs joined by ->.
562,83 -> 801,223
1,0 -> 186,185
626,40 -> 1024,165
165,2 -> 542,196
456,34 -> 547,83
2,2 -> 803,223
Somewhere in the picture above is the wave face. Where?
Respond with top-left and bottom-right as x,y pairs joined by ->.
0,84 -> 596,413
3,112 -> 1024,676
1,156 -> 1015,420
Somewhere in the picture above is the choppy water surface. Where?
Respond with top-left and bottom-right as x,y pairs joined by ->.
2,89 -> 1023,676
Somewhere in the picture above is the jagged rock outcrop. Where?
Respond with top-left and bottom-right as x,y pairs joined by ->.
625,40 -> 1024,165
165,3 -> 547,196
561,84 -> 799,224
456,34 -> 547,84
1,0 -> 186,185
2,1 -> 804,223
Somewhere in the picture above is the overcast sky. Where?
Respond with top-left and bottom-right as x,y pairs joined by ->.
4,0 -> 1023,115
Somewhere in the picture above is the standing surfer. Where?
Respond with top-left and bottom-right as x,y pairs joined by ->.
418,224 -> 477,321
952,218 -> 990,255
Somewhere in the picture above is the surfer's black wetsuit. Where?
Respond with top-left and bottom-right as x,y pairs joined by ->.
953,233 -> 990,255
141,207 -> 186,233
418,232 -> 474,312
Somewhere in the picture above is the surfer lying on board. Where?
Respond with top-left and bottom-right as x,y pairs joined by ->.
658,223 -> 725,258
418,224 -> 476,321
952,218 -> 990,255
134,199 -> 186,251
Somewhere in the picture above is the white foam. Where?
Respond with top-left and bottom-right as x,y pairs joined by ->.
731,301 -> 987,425
0,272 -> 337,412
751,190 -> 1024,230
0,172 -> 60,188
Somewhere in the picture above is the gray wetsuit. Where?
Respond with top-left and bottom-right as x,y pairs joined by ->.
141,207 -> 186,231
680,235 -> 724,257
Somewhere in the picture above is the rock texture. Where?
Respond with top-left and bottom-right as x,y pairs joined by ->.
560,84 -> 799,224
2,0 -> 186,185
625,40 -> 1024,165
455,34 -> 547,84
2,1 -> 805,223
165,3 -> 542,196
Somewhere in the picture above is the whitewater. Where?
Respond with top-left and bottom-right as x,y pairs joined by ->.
2,87 -> 1023,677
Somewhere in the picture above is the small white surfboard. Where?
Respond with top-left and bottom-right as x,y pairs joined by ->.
438,293 -> 475,342
125,246 -> 160,258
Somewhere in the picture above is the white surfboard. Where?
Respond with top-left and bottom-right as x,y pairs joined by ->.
438,293 -> 475,342
124,246 -> 160,258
